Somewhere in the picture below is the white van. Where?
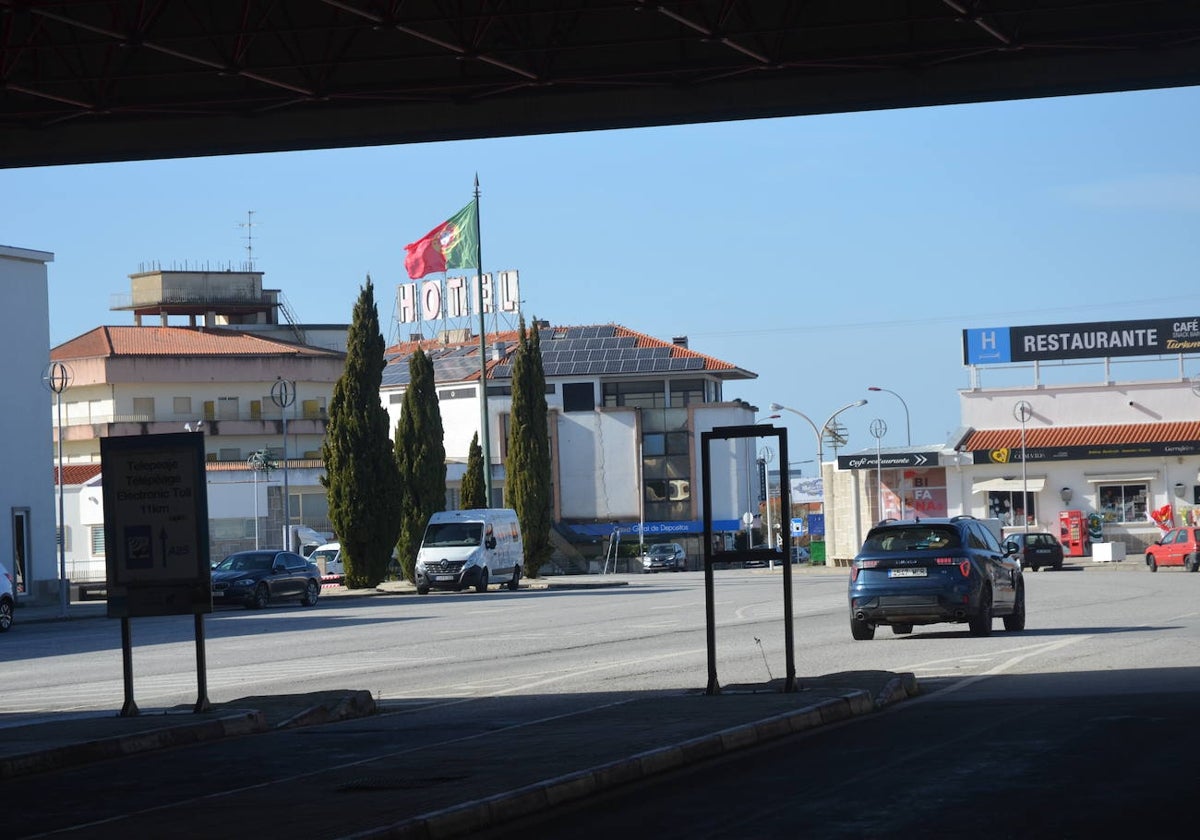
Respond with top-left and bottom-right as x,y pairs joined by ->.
309,542 -> 344,578
414,509 -> 523,594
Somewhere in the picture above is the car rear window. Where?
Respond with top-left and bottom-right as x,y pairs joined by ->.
861,526 -> 961,553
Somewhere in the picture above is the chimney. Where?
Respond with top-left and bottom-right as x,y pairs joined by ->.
672,336 -> 688,348
492,341 -> 507,361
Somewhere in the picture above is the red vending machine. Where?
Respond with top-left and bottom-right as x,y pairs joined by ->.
1059,510 -> 1087,557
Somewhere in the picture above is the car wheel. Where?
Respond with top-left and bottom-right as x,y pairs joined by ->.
1003,582 -> 1026,632
507,567 -> 520,591
416,583 -> 430,595
1186,554 -> 1198,573
850,614 -> 875,641
1028,564 -> 1038,573
968,586 -> 993,637
475,567 -> 489,594
1053,562 -> 1063,571
891,624 -> 913,635
1147,555 -> 1158,572
0,599 -> 12,632
300,579 -> 320,607
250,583 -> 269,610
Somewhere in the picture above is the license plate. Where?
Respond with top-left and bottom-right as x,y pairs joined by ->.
433,574 -> 455,582
888,567 -> 927,578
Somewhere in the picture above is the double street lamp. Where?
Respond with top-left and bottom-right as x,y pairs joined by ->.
768,400 -> 868,559
769,399 -> 868,472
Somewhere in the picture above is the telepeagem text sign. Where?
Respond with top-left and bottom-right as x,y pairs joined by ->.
101,432 -> 211,618
963,317 -> 1200,365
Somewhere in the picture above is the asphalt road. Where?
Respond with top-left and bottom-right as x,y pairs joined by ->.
481,676 -> 1200,839
5,566 -> 1200,837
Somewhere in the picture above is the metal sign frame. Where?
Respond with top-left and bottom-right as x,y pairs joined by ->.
100,431 -> 212,715
700,423 -> 795,695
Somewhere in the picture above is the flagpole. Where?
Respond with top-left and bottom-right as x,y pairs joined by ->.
474,174 -> 493,505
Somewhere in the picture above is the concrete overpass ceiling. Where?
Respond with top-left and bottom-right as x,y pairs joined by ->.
2,1 -> 1200,169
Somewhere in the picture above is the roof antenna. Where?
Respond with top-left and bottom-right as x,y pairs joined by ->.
237,210 -> 257,270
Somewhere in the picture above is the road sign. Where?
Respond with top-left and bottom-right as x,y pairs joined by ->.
101,432 -> 211,617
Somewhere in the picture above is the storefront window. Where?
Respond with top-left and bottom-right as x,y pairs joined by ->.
987,490 -> 1036,526
1098,484 -> 1147,524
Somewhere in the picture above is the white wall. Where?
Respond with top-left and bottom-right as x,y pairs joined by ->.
1,246 -> 57,600
557,408 -> 639,519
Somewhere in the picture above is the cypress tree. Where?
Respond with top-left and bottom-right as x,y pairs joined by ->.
321,277 -> 402,588
506,315 -> 552,577
394,347 -> 447,581
460,432 -> 487,510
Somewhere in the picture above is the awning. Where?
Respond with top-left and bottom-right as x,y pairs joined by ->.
1084,472 -> 1159,484
972,477 -> 1046,494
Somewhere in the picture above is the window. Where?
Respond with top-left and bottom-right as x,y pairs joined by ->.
219,447 -> 241,462
217,396 -> 239,420
668,379 -> 706,407
174,396 -> 192,415
90,525 -> 106,557
562,382 -> 595,413
987,490 -> 1036,527
603,380 -> 665,408
132,396 -> 154,420
1098,484 -> 1147,524
437,387 -> 476,401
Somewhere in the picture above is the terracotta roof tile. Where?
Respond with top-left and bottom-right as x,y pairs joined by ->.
52,326 -> 343,360
54,464 -> 102,486
962,422 -> 1200,451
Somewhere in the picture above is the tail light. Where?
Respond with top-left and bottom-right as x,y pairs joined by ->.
851,566 -> 858,582
959,561 -> 971,578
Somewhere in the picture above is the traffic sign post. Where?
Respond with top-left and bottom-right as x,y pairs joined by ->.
101,432 -> 211,715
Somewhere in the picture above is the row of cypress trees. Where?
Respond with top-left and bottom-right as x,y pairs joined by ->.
321,278 -> 551,588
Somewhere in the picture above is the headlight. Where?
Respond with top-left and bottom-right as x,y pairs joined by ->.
233,579 -> 255,587
415,561 -> 426,572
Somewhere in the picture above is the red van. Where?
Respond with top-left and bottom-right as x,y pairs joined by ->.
1145,528 -> 1200,572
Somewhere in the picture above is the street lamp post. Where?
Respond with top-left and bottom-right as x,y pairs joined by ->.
769,399 -> 867,561
1014,400 -> 1032,537
769,399 -> 868,477
45,361 -> 72,618
867,386 -> 910,446
271,378 -> 295,550
870,418 -> 887,520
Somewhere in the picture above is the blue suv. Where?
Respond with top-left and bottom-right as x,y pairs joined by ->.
848,516 -> 1025,640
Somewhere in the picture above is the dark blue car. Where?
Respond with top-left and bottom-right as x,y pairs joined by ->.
848,516 -> 1025,640
211,550 -> 322,609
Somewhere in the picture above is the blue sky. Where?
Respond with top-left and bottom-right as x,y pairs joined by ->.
5,84 -> 1200,471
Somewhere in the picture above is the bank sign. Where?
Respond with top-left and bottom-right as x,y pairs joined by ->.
963,317 -> 1200,365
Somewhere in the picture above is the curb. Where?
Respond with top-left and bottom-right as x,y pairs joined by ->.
349,676 -> 920,840
0,710 -> 266,781
276,690 -> 377,729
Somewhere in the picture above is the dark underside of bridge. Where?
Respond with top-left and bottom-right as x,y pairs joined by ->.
2,1 -> 1200,169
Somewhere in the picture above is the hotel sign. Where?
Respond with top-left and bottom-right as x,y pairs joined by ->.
397,270 -> 520,325
963,317 -> 1200,365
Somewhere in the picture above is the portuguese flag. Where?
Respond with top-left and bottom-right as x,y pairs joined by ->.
403,201 -> 479,279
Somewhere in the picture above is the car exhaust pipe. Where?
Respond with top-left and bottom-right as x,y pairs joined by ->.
855,611 -> 867,622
